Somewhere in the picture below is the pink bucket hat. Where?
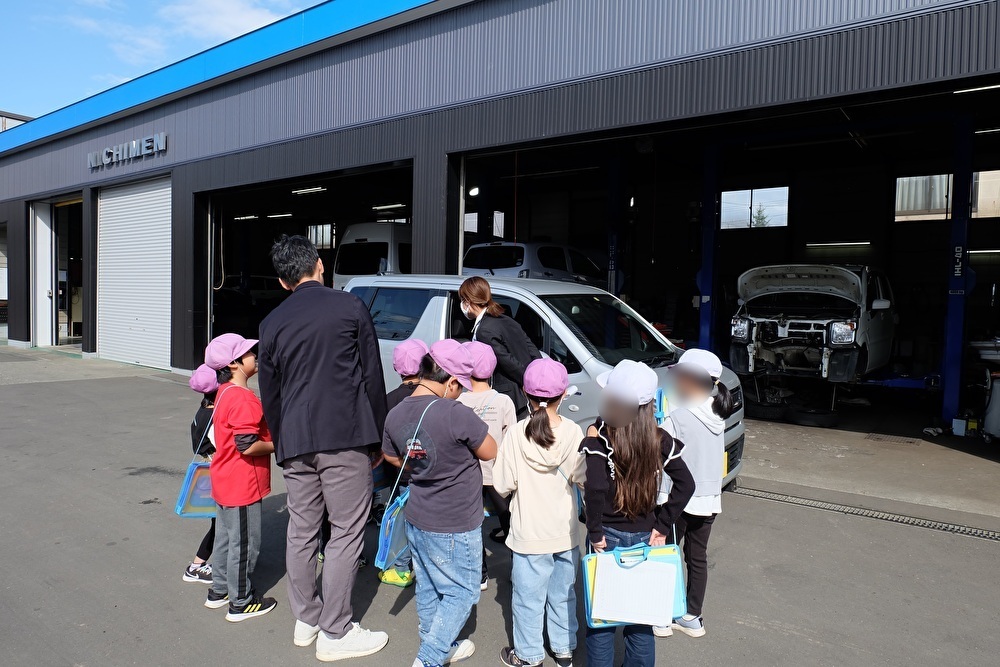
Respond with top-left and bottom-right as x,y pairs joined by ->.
393,338 -> 430,377
204,333 -> 258,370
523,358 -> 569,398
189,364 -> 219,394
429,339 -> 474,391
463,341 -> 497,380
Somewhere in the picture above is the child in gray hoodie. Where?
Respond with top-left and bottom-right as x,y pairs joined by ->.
656,349 -> 735,640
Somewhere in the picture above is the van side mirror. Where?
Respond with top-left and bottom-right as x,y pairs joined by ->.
872,298 -> 891,311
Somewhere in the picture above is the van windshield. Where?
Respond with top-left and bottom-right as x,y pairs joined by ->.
335,242 -> 389,275
541,294 -> 676,367
464,245 -> 525,269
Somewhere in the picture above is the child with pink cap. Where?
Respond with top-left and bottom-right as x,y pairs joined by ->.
493,358 -> 585,667
181,364 -> 221,585
201,333 -> 278,623
377,338 -> 430,588
382,339 -> 498,667
459,341 -> 517,590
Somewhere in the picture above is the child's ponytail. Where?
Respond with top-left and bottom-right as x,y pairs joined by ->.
712,381 -> 735,419
524,393 -> 559,448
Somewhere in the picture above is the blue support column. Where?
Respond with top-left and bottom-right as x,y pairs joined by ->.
942,118 -> 974,424
697,147 -> 719,352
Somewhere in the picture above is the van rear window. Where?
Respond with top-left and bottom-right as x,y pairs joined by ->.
336,242 -> 389,275
464,246 -> 525,269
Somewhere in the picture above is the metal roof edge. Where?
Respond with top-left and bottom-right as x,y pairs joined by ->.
0,0 -> 478,157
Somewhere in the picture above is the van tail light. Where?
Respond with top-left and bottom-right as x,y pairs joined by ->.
518,269 -> 530,278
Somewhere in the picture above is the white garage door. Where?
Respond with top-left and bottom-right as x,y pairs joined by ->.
98,177 -> 172,368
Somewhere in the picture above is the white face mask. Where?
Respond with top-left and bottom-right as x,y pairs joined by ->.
460,301 -> 474,320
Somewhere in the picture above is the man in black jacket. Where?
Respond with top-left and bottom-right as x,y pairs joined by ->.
258,235 -> 389,661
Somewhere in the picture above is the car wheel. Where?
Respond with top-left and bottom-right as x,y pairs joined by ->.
786,405 -> 840,428
744,398 -> 788,421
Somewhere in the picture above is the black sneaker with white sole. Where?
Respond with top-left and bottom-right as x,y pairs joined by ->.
204,590 -> 229,609
225,596 -> 277,622
553,652 -> 573,667
183,562 -> 213,584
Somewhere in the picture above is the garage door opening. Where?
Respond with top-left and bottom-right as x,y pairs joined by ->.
461,138 -> 705,342
208,162 -> 412,339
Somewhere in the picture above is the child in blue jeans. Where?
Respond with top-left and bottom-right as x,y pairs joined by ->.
382,340 -> 497,667
493,359 -> 584,667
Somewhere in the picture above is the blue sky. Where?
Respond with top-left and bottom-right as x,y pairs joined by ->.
0,0 -> 326,119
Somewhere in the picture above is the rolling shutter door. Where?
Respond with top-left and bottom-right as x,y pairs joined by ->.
98,177 -> 172,368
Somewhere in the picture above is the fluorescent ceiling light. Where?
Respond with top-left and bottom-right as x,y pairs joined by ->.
975,128 -> 1000,135
267,213 -> 293,218
968,249 -> 1000,254
805,241 -> 871,248
954,83 -> 1000,94
372,203 -> 406,211
468,187 -> 480,197
292,186 -> 326,195
233,215 -> 258,220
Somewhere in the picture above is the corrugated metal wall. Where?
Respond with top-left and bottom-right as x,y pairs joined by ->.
0,0 -> 986,202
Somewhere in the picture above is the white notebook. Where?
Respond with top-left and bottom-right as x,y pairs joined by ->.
591,554 -> 677,626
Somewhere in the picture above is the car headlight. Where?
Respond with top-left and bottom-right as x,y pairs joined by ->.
829,321 -> 857,345
731,317 -> 751,343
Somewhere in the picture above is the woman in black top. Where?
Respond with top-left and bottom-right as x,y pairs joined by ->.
579,360 -> 695,667
458,276 -> 541,418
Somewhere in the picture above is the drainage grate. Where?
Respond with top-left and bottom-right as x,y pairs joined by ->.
864,432 -> 918,444
731,486 -> 1000,542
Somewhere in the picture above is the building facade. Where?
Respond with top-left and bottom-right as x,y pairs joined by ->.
1,0 -> 999,418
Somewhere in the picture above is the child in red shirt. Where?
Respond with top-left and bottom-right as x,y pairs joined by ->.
203,333 -> 277,622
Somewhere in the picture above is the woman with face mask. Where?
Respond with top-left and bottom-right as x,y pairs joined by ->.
458,276 -> 541,420
579,360 -> 695,667
653,349 -> 735,641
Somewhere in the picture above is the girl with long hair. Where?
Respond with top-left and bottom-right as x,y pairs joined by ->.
579,360 -> 695,667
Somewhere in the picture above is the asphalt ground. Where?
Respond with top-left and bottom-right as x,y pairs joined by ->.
0,357 -> 998,666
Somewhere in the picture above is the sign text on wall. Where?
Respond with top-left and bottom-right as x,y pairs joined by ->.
87,132 -> 167,169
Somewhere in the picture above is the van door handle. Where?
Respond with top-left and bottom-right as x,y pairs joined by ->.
567,404 -> 580,412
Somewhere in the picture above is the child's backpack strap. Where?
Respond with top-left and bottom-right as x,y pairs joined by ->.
388,399 -> 439,499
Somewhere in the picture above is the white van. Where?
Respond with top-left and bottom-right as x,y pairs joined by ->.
332,222 -> 412,290
345,274 -> 746,486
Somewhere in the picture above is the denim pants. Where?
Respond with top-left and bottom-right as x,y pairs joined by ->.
406,522 -> 483,665
211,501 -> 262,608
511,549 -> 579,663
585,526 -> 655,667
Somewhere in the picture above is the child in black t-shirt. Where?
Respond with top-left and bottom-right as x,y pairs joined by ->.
378,338 -> 429,588
182,364 -> 219,585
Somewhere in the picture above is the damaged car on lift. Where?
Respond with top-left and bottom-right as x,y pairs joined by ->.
729,264 -> 896,425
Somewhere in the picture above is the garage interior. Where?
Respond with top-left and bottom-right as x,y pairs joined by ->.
459,82 -> 1000,436
208,162 -> 413,339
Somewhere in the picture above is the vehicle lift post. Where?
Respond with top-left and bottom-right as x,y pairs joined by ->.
698,147 -> 719,352
942,118 -> 974,424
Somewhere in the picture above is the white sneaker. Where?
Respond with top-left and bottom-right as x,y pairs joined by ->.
445,639 -> 476,663
653,625 -> 673,638
294,619 -> 320,647
316,623 -> 389,662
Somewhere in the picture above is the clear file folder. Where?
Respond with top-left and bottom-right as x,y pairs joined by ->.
582,543 -> 687,628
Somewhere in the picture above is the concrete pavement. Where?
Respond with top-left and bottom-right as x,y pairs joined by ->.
0,347 -> 998,666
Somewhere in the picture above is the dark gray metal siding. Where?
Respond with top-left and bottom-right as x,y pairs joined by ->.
0,0 -> 981,202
